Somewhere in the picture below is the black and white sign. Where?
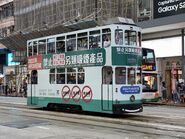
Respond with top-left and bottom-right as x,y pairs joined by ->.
154,0 -> 185,18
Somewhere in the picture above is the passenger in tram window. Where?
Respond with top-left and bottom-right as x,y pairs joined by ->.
103,35 -> 111,48
57,41 -> 65,53
104,70 -> 112,84
67,76 -> 76,84
78,74 -> 84,84
115,31 -> 123,45
57,75 -> 65,84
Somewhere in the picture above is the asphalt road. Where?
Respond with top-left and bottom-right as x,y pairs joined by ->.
0,97 -> 185,139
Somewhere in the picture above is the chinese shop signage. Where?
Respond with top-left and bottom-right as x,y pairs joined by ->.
42,49 -> 106,69
153,0 -> 185,18
112,46 -> 142,66
28,55 -> 42,70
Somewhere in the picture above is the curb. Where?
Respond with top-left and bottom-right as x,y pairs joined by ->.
144,102 -> 185,107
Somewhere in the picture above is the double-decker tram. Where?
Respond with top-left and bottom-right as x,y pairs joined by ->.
27,18 -> 143,114
142,48 -> 160,102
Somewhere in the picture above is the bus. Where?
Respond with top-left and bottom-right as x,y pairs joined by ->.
27,18 -> 143,114
142,48 -> 160,102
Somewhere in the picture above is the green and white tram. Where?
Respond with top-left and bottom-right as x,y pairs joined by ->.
27,19 -> 143,114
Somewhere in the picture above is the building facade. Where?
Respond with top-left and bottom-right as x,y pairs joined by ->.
137,0 -> 185,99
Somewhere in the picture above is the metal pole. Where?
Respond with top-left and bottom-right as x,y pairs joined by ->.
182,29 -> 185,82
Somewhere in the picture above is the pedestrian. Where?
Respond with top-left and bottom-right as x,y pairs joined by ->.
172,80 -> 180,103
161,81 -> 167,102
22,79 -> 27,97
5,83 -> 8,96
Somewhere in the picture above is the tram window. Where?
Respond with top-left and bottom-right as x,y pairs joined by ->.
56,36 -> 65,53
47,38 -> 55,54
102,28 -> 111,48
38,39 -> 46,54
77,32 -> 88,50
33,41 -> 37,55
102,66 -> 112,84
115,29 -> 123,45
67,68 -> 76,84
136,68 -> 141,84
89,30 -> 100,49
28,42 -> 33,56
128,68 -> 136,84
49,69 -> 55,84
77,68 -> 85,84
115,67 -> 126,84
31,70 -> 38,84
138,32 -> 141,47
125,30 -> 137,46
28,46 -> 32,56
67,34 -> 76,51
56,68 -> 65,84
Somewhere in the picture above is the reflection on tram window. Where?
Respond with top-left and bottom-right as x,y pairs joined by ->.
115,67 -> 126,84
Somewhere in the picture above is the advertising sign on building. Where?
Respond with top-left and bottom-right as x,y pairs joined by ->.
153,0 -> 185,19
28,55 -> 42,70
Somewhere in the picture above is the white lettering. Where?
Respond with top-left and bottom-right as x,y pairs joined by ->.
179,2 -> 185,9
158,4 -> 178,13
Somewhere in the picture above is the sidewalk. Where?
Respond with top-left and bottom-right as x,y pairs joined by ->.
144,100 -> 185,107
0,96 -> 26,105
0,96 -> 185,107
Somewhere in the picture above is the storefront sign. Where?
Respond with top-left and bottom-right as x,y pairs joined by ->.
142,64 -> 156,71
154,0 -> 185,19
28,55 -> 42,70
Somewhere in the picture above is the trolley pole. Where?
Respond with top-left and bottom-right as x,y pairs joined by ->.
182,29 -> 185,82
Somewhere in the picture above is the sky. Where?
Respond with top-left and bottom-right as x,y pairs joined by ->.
142,37 -> 182,58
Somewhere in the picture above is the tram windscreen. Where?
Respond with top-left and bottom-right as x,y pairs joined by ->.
142,48 -> 155,66
142,73 -> 158,92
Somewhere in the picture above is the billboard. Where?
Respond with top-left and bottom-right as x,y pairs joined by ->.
153,0 -> 185,19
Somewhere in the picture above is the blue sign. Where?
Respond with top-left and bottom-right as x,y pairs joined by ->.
8,53 -> 20,66
120,86 -> 140,94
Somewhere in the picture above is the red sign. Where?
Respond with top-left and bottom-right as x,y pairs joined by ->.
61,86 -> 71,102
71,86 -> 81,102
28,55 -> 42,70
82,86 -> 93,103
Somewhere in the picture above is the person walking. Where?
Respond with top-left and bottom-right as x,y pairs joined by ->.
161,81 -> 167,102
172,80 -> 180,103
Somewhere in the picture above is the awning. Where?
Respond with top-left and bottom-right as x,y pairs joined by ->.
0,25 -> 72,51
0,19 -> 98,51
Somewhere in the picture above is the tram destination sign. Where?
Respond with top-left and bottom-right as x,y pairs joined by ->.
112,46 -> 142,66
153,0 -> 185,19
42,48 -> 106,69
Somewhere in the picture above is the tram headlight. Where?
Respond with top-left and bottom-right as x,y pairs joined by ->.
130,95 -> 135,102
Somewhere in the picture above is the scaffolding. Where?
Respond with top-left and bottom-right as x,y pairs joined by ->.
14,0 -> 137,33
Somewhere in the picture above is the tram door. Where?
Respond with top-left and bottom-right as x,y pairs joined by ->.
102,66 -> 113,111
30,70 -> 38,105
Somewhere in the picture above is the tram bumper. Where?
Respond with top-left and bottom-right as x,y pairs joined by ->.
113,104 -> 143,114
